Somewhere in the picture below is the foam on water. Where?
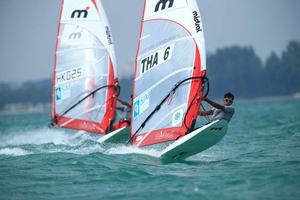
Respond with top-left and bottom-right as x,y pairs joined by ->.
104,144 -> 161,157
0,128 -> 86,147
0,147 -> 31,156
66,144 -> 105,155
0,127 -> 162,158
0,127 -> 103,156
0,126 -> 231,160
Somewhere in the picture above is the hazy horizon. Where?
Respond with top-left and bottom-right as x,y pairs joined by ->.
0,0 -> 300,84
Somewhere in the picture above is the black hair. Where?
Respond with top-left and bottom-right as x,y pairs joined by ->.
224,92 -> 234,100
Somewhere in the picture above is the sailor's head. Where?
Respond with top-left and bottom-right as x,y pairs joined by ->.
223,92 -> 234,106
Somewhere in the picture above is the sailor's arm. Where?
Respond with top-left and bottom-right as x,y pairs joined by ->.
116,106 -> 125,111
117,99 -> 131,108
204,97 -> 225,111
199,110 -> 213,116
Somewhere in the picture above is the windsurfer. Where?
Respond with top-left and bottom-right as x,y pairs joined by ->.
199,92 -> 235,123
113,98 -> 132,130
117,99 -> 132,120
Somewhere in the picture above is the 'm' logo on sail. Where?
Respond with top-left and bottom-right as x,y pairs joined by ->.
69,32 -> 82,40
155,0 -> 174,12
71,6 -> 90,18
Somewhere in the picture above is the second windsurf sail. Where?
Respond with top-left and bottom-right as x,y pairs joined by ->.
131,0 -> 207,146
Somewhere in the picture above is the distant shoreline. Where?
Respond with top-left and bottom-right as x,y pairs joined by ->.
1,96 -> 299,116
236,95 -> 300,102
0,103 -> 51,115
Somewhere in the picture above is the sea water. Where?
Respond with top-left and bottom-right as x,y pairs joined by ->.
0,98 -> 299,200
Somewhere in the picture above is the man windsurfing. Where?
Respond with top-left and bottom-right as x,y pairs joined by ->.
199,92 -> 235,123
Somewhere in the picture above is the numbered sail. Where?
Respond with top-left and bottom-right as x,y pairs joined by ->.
131,0 -> 206,146
51,0 -> 118,134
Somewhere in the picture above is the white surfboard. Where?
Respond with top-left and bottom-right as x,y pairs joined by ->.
97,127 -> 130,144
160,120 -> 228,161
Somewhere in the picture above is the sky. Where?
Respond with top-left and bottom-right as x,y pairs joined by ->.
0,0 -> 299,83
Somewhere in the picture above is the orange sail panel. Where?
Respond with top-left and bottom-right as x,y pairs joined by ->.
51,0 -> 118,134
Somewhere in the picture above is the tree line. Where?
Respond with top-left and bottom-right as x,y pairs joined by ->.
0,80 -> 51,110
207,40 -> 300,98
0,40 -> 299,110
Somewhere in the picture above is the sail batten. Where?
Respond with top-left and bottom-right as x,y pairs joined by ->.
131,0 -> 206,147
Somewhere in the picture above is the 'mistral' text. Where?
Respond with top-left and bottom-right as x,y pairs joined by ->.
193,11 -> 202,32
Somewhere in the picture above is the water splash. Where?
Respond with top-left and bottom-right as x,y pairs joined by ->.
0,127 -> 162,158
0,147 -> 31,156
104,144 -> 161,157
0,127 -> 104,156
66,144 -> 104,155
0,128 -> 95,147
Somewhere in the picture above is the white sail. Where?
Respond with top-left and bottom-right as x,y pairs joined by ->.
131,0 -> 206,146
51,0 -> 118,134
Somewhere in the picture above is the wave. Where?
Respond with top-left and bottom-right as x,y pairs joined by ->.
0,127 -> 229,160
0,127 -> 162,158
0,147 -> 31,156
0,128 -> 96,147
104,144 -> 161,157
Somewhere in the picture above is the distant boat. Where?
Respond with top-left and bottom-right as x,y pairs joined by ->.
51,0 -> 129,142
130,0 -> 228,160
